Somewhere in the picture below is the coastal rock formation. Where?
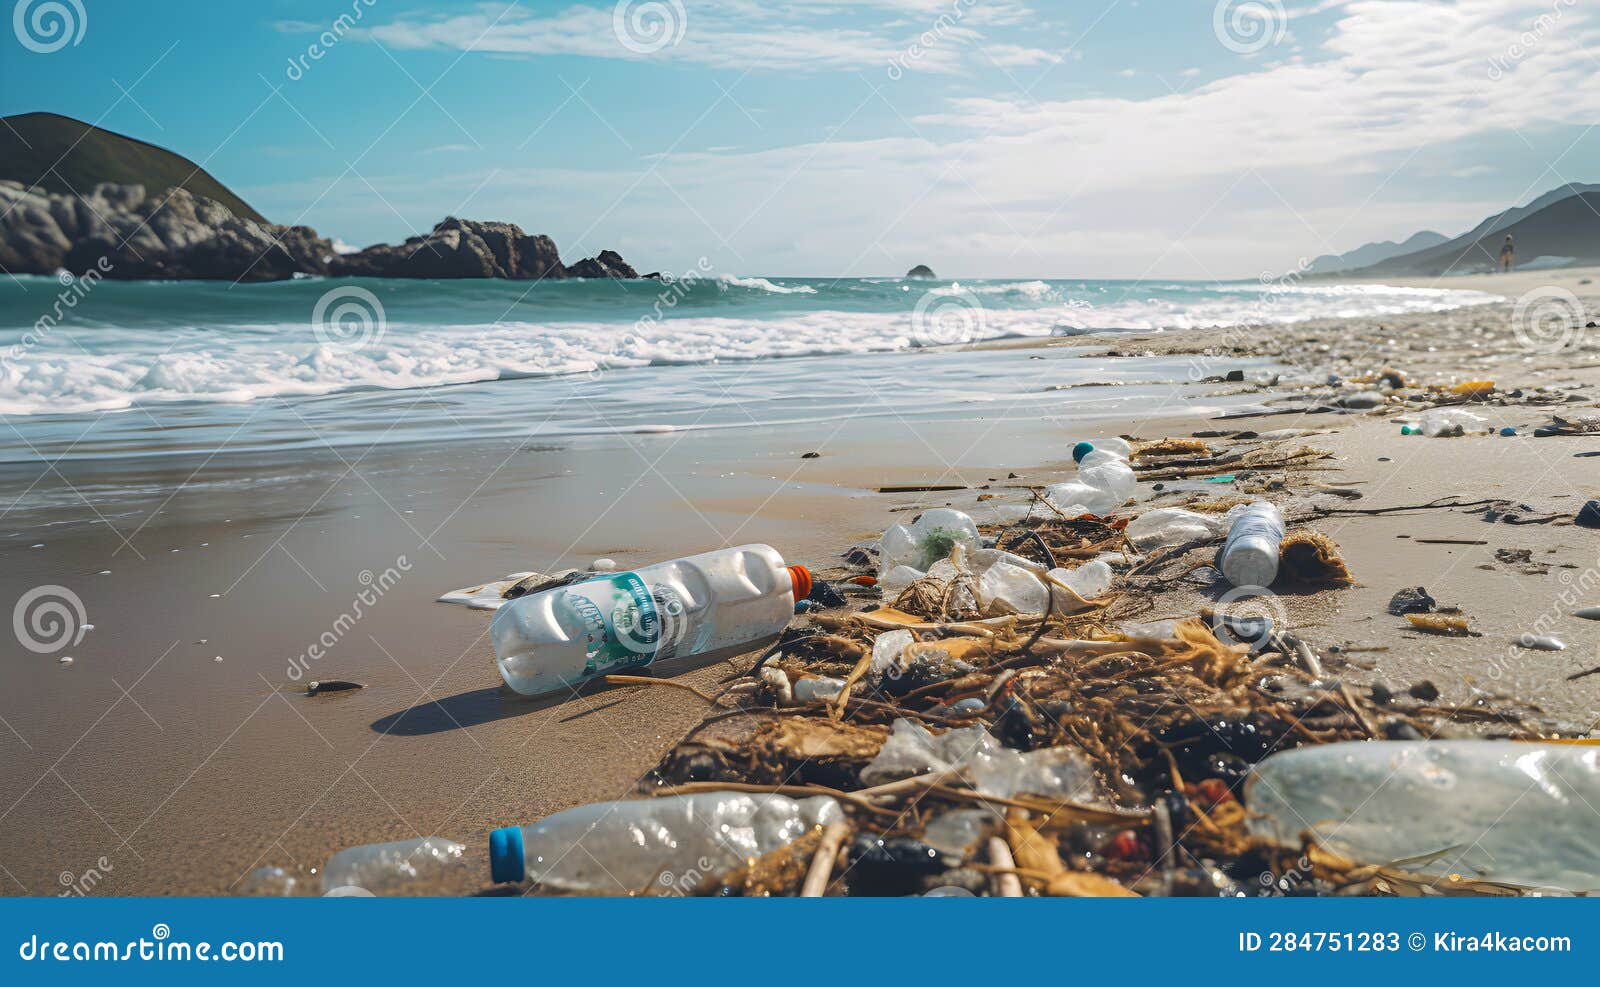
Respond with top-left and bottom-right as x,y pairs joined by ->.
564,249 -> 638,280
0,180 -> 333,281
331,217 -> 564,280
905,264 -> 936,279
0,181 -> 640,282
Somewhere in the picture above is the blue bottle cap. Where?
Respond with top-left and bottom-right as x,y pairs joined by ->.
489,826 -> 525,884
1072,441 -> 1095,463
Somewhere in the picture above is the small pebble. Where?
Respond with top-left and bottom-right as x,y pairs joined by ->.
1575,607 -> 1600,621
213,655 -> 224,663
58,656 -> 73,665
590,558 -> 617,572
1515,634 -> 1565,651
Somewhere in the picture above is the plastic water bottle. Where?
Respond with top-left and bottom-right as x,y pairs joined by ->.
490,544 -> 811,696
489,793 -> 842,892
1217,502 -> 1284,587
1045,441 -> 1137,516
1249,741 -> 1600,892
321,837 -> 466,895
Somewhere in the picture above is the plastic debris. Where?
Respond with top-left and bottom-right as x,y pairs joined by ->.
860,719 -> 1097,801
1248,741 -> 1600,892
1412,407 -> 1487,437
1126,508 -> 1228,551
321,837 -> 467,896
878,508 -> 981,588
488,793 -> 842,892
490,544 -> 810,696
1218,502 -> 1284,588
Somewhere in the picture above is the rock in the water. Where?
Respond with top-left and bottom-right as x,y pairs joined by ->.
905,264 -> 936,279
0,182 -> 640,282
330,217 -> 565,280
564,248 -> 638,280
0,181 -> 333,281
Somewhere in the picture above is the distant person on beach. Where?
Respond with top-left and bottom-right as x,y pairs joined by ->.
1499,234 -> 1515,272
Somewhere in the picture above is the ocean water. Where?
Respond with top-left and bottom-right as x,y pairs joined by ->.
0,273 -> 1497,462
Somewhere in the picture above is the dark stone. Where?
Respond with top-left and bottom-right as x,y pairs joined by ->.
1577,499 -> 1600,529
1386,586 -> 1436,615
905,264 -> 936,279
801,451 -> 820,459
307,679 -> 364,696
1224,369 -> 1246,382
563,248 -> 639,280
1407,680 -> 1440,702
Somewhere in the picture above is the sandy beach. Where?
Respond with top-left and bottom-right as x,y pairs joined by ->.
0,266 -> 1595,895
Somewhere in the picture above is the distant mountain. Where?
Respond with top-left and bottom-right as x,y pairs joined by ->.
1454,182 -> 1600,245
1305,230 -> 1448,275
0,111 -> 266,223
1351,188 -> 1600,277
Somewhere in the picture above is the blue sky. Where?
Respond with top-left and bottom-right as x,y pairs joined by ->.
4,0 -> 1598,277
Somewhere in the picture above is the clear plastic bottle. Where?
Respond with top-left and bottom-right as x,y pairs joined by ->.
878,508 -> 981,576
1217,502 -> 1284,587
490,544 -> 811,696
1045,441 -> 1137,516
320,837 -> 466,896
488,793 -> 843,892
1248,741 -> 1600,892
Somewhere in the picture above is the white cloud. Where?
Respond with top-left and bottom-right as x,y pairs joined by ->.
278,0 -> 1600,277
352,0 -> 1042,74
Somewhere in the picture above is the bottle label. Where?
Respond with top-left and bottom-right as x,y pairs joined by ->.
568,572 -> 661,676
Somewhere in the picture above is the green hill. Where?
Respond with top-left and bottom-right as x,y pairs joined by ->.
0,111 -> 266,223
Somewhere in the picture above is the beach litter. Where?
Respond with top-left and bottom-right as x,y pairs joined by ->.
350,428 -> 1589,898
1247,741 -> 1600,893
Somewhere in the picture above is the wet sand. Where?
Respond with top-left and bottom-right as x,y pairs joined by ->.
2,267 -> 1598,895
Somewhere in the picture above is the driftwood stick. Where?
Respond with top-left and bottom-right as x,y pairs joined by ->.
988,837 -> 1024,897
800,822 -> 851,897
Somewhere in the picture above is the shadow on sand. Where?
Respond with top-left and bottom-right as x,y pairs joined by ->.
370,682 -> 628,736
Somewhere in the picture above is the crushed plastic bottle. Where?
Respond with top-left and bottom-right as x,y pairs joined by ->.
918,548 -> 1110,615
878,509 -> 981,587
1412,407 -> 1488,437
321,837 -> 467,896
860,719 -> 1097,801
489,793 -> 842,891
1247,741 -> 1600,892
1126,508 -> 1229,551
1218,502 -> 1284,588
490,544 -> 810,696
1045,441 -> 1137,516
